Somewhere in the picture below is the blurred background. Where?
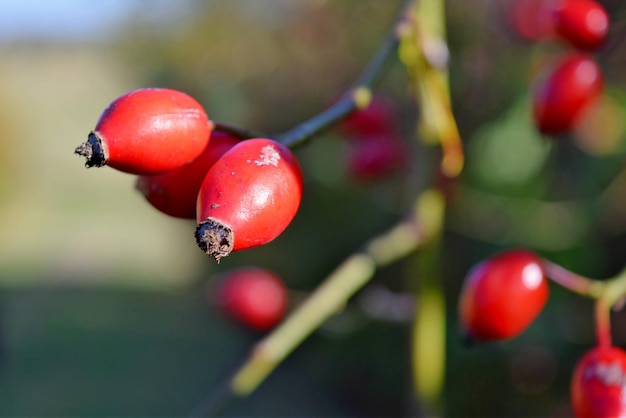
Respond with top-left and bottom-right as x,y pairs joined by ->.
1,0 -> 626,416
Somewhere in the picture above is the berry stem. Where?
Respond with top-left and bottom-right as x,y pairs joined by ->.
541,259 -> 604,298
189,189 -> 445,417
212,121 -> 266,140
542,259 -> 626,348
410,237 -> 445,413
593,266 -> 626,347
397,0 -> 463,177
595,294 -> 613,348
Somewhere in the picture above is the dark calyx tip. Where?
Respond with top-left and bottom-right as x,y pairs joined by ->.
195,218 -> 234,262
75,131 -> 107,168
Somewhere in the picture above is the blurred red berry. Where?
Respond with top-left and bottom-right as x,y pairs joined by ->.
506,0 -> 557,41
215,267 -> 287,331
346,134 -> 407,181
340,96 -> 396,137
195,138 -> 304,261
532,53 -> 603,135
553,0 -> 609,51
459,249 -> 549,342
571,345 -> 626,418
75,87 -> 212,175
136,130 -> 241,219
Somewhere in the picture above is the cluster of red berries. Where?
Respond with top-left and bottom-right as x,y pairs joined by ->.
75,87 -> 304,262
338,95 -> 407,181
75,88 -> 300,331
458,249 -> 626,417
515,0 -> 610,136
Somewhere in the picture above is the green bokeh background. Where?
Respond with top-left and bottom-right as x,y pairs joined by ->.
0,0 -> 625,416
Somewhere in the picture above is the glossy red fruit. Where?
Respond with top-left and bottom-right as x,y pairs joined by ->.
571,345 -> 626,418
532,53 -> 603,135
214,267 -> 287,331
458,249 -> 549,341
195,138 -> 303,261
553,0 -> 609,51
346,134 -> 407,181
75,87 -> 212,175
136,130 -> 241,219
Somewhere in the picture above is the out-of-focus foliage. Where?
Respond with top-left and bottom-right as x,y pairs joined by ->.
0,0 -> 626,416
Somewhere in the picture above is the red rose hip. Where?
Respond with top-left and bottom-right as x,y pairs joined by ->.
136,130 -> 241,219
571,345 -> 626,418
506,0 -> 557,42
213,267 -> 287,331
458,249 -> 549,341
195,138 -> 303,261
75,87 -> 212,174
553,0 -> 609,51
339,95 -> 396,137
346,133 -> 407,181
532,53 -> 603,135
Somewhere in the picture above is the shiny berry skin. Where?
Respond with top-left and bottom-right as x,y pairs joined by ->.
532,53 -> 603,135
458,249 -> 549,341
75,87 -> 212,175
571,345 -> 626,418
214,267 -> 287,331
346,133 -> 407,181
553,0 -> 609,51
195,138 -> 303,261
136,130 -> 241,219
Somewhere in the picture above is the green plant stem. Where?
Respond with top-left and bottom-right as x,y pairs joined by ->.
277,0 -> 417,150
541,259 -> 604,298
542,259 -> 626,348
190,190 -> 444,417
595,294 -> 613,348
411,236 -> 445,413
594,265 -> 626,347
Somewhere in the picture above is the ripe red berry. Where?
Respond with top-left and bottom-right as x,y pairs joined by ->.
214,267 -> 287,331
340,96 -> 396,137
571,345 -> 626,418
553,0 -> 609,51
136,130 -> 241,219
75,87 -> 212,175
458,249 -> 549,341
346,133 -> 407,181
532,53 -> 603,135
195,138 -> 303,261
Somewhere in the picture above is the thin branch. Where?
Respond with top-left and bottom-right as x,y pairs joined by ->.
541,259 -> 604,298
277,0 -> 417,149
212,121 -> 267,140
190,189 -> 444,417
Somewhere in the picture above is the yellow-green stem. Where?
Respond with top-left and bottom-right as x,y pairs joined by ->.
594,266 -> 626,347
542,259 -> 626,348
411,239 -> 446,412
191,191 -> 444,416
541,259 -> 604,298
231,253 -> 376,395
230,191 -> 443,397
